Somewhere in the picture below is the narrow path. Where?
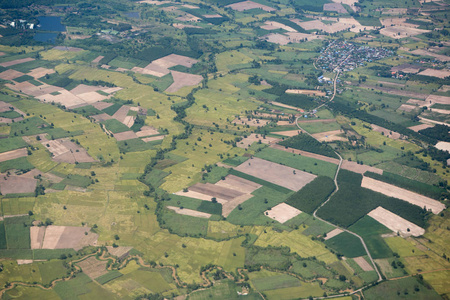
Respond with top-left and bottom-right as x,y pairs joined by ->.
293,62 -> 384,299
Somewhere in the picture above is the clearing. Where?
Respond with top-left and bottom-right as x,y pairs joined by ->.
264,203 -> 302,224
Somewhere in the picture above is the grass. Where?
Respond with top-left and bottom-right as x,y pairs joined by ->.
254,228 -> 337,265
0,156 -> 34,173
222,156 -> 249,166
95,271 -> 123,285
324,232 -> 366,258
348,216 -> 393,259
118,138 -> 162,153
297,120 -> 341,134
53,272 -> 93,300
263,282 -> 325,299
4,216 -> 31,249
38,260 -> 68,285
188,280 -> 262,300
384,237 -> 425,258
160,210 -> 209,236
102,103 -> 122,116
61,174 -> 92,188
285,176 -> 335,214
101,119 -> 130,134
0,222 -> 6,249
291,260 -> 333,279
254,147 -> 338,178
163,194 -> 222,215
226,186 -> 291,226
71,105 -> 103,116
363,276 -> 441,300
251,273 -> 301,291
0,110 -> 22,119
0,136 -> 28,153
9,116 -> 82,138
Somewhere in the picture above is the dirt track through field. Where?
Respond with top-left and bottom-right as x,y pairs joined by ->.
361,177 -> 445,214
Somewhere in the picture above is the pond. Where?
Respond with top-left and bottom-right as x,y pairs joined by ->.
34,32 -> 58,43
37,16 -> 66,32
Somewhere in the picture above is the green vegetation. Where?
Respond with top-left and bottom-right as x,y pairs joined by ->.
255,147 -> 338,178
286,176 -> 335,214
364,171 -> 447,200
4,216 -> 31,249
0,222 -> 7,249
60,174 -> 92,188
101,119 -> 130,134
317,170 -> 429,228
0,136 -> 28,153
348,216 -> 393,259
363,276 -> 442,299
102,103 -> 122,116
278,134 -> 339,159
118,138 -> 162,153
0,156 -> 34,172
324,232 -> 366,258
222,156 -> 249,167
95,271 -> 123,285
0,110 -> 21,119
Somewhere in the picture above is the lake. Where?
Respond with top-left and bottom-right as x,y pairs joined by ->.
37,16 -> 66,32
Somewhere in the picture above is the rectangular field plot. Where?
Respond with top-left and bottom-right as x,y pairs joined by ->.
368,207 -> 425,237
264,203 -> 302,224
361,177 -> 445,214
234,157 -> 316,191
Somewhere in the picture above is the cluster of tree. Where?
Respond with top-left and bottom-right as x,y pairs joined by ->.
279,134 -> 339,159
328,98 -> 437,145
419,124 -> 450,143
317,170 -> 431,228
286,176 -> 335,213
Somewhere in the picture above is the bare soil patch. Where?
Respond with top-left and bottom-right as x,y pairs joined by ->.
77,256 -> 108,279
368,206 -> 425,237
70,84 -> 104,95
324,228 -> 343,240
353,256 -> 374,271
435,141 -> 450,153
397,104 -> 417,112
27,67 -> 55,79
37,90 -> 85,108
0,148 -> 27,162
0,69 -> 24,80
411,49 -> 450,62
189,182 -> 245,201
237,133 -> 279,148
106,246 -> 133,259
275,130 -> 302,137
91,101 -> 113,110
222,194 -> 253,217
136,126 -> 159,137
226,1 -> 276,12
232,117 -> 270,127
286,89 -> 326,96
370,124 -> 404,139
167,206 -> 211,219
165,71 -> 203,93
426,94 -> 450,105
408,123 -> 434,132
30,226 -> 46,249
418,69 -> 450,79
41,225 -> 98,250
261,21 -> 297,32
142,135 -> 165,142
53,46 -> 83,52
324,3 -> 347,13
113,131 -> 138,141
175,190 -> 221,202
312,130 -> 347,142
0,174 -> 37,194
0,57 -> 34,68
92,113 -> 113,122
43,139 -> 95,164
173,23 -> 201,29
298,118 -> 336,124
360,84 -> 428,99
362,177 -> 445,214
391,63 -> 421,73
215,174 -> 262,194
235,157 -> 316,191
277,121 -> 296,126
92,55 -> 104,64
383,8 -> 408,15
112,105 -> 131,124
264,203 -> 302,223
341,161 -> 383,175
269,101 -> 304,112
380,26 -> 429,39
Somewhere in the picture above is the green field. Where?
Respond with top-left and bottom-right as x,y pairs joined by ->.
0,156 -> 34,172
363,277 -> 442,300
254,147 -> 338,178
324,232 -> 366,258
4,216 -> 31,249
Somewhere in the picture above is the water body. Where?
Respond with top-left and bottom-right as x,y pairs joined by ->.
34,32 -> 58,43
37,16 -> 66,32
126,12 -> 139,19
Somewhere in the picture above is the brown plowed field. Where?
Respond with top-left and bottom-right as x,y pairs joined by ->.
0,148 -> 27,162
341,160 -> 383,174
234,157 -> 316,191
215,174 -> 262,194
113,131 -> 138,141
353,257 -> 374,271
77,256 -> 108,279
0,174 -> 37,194
0,57 -> 34,67
189,182 -> 245,200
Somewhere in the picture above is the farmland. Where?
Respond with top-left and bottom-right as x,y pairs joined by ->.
0,0 -> 449,299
